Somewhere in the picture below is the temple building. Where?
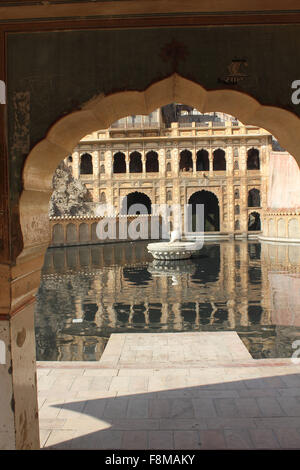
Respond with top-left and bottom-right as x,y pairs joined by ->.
51,105 -> 272,243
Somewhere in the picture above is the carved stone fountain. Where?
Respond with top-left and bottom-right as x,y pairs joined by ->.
147,230 -> 202,260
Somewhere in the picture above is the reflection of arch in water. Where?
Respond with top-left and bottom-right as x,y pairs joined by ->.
121,191 -> 152,215
248,211 -> 261,231
123,266 -> 152,286
191,244 -> 220,284
248,188 -> 260,207
188,190 -> 220,232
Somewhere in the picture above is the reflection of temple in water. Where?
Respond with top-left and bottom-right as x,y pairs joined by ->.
36,240 -> 290,360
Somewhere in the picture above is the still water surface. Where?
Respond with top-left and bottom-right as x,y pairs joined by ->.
35,240 -> 300,361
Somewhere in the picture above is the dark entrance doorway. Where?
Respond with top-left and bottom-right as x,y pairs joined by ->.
121,191 -> 152,215
188,190 -> 220,231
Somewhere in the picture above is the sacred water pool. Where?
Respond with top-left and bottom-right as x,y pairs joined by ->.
35,240 -> 300,361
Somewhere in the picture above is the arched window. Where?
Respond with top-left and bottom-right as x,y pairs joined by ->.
146,151 -> 159,172
100,192 -> 106,203
80,153 -> 93,175
113,152 -> 126,173
234,160 -> 239,170
234,189 -> 240,199
166,149 -> 171,159
196,149 -> 209,171
166,162 -> 171,172
233,148 -> 239,158
100,164 -> 105,174
68,155 -> 73,163
213,149 -> 226,171
179,150 -> 193,172
129,151 -> 142,173
167,190 -> 172,201
248,188 -> 261,207
247,148 -> 260,170
248,212 -> 261,231
235,205 -> 240,215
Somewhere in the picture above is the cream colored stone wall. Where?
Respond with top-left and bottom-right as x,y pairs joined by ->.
65,117 -> 270,236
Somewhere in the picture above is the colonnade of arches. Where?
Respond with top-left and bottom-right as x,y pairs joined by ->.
113,151 -> 159,174
78,147 -> 261,175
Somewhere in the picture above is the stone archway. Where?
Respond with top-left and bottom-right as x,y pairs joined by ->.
9,73 -> 300,450
188,190 -> 220,232
121,191 -> 152,215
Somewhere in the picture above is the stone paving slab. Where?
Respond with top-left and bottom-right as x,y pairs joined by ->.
99,332 -> 253,368
36,332 -> 300,450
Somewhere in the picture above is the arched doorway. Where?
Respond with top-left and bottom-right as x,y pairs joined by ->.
121,191 -> 152,215
113,152 -> 126,173
15,74 -> 300,450
248,212 -> 261,231
188,190 -> 220,232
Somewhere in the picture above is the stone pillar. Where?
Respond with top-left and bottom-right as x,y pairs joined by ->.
208,148 -> 213,176
192,149 -> 196,175
226,145 -> 233,176
125,152 -> 130,174
159,149 -> 165,177
0,264 -> 41,450
73,151 -> 80,178
93,150 -> 99,178
142,152 -> 146,175
105,150 -> 113,177
172,148 -> 179,176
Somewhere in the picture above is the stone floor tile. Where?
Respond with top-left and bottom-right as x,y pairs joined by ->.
122,430 -> 148,449
249,429 -> 280,449
235,398 -> 261,417
149,399 -> 171,418
199,430 -> 226,449
256,397 -> 285,417
103,398 -> 129,419
99,430 -> 124,449
170,398 -> 195,419
214,398 -> 241,418
274,428 -> 300,449
109,377 -> 130,392
39,429 -> 51,448
174,431 -> 202,449
192,398 -> 217,418
126,398 -> 149,419
224,428 -> 253,449
44,430 -> 77,449
149,431 -> 173,449
277,396 -> 300,416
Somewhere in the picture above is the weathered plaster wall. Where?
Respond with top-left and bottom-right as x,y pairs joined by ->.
268,152 -> 300,209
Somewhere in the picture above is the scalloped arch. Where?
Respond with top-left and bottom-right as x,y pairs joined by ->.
19,73 -> 300,254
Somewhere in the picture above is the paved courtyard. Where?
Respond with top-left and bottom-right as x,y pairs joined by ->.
38,332 -> 300,449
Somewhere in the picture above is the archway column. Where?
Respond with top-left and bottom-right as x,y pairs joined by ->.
0,249 -> 43,449
192,149 -> 196,175
208,148 -> 213,176
125,152 -> 130,173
